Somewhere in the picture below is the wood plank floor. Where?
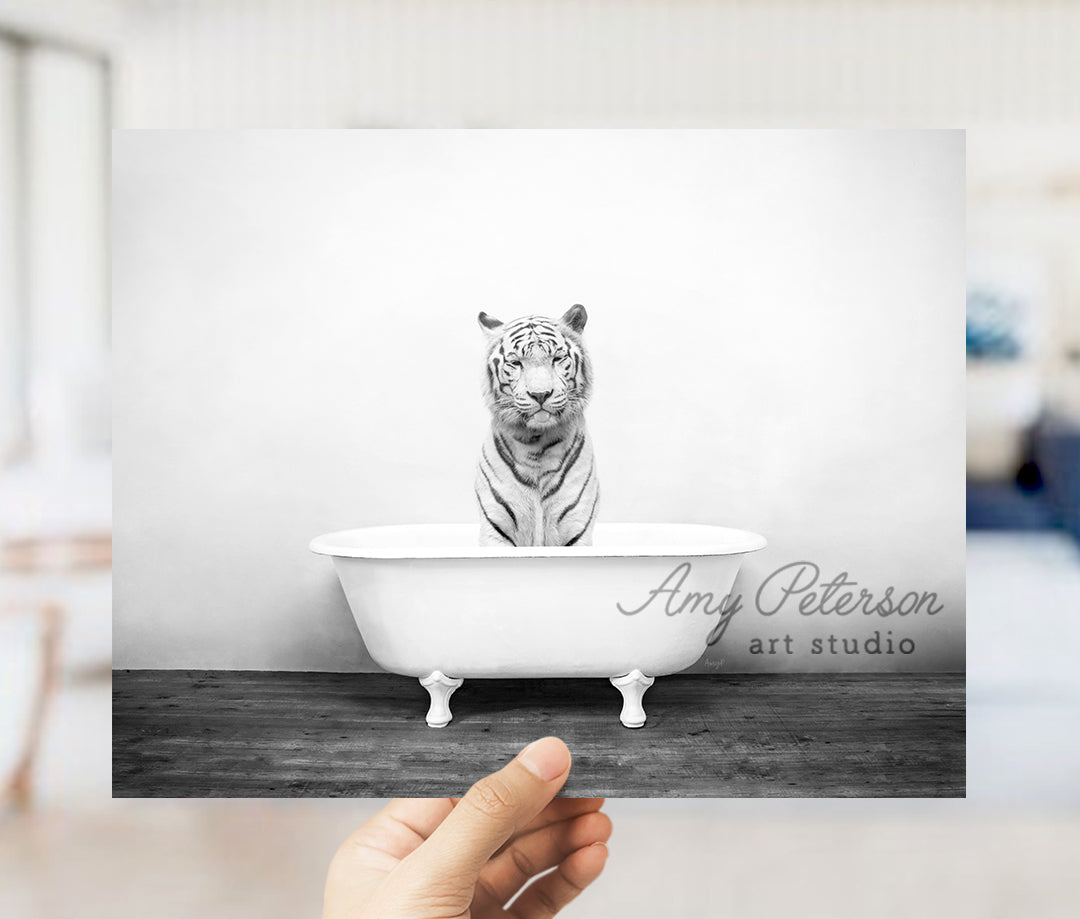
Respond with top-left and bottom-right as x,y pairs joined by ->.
112,671 -> 965,798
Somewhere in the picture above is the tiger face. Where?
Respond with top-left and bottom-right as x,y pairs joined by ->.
478,304 -> 592,431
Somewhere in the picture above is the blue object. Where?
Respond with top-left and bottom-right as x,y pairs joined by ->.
968,415 -> 1080,542
966,481 -> 1058,531
1034,414 -> 1080,541
967,287 -> 1025,360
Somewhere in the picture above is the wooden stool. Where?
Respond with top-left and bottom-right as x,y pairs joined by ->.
1,534 -> 111,811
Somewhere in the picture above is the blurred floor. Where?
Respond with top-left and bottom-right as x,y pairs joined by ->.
967,531 -> 1080,803
4,766 -> 1080,919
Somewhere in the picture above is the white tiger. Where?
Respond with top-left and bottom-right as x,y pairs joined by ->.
475,304 -> 600,547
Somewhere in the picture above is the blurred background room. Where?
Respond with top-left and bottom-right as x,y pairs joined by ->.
2,1 -> 1080,917
965,128 -> 1080,803
0,0 -> 112,816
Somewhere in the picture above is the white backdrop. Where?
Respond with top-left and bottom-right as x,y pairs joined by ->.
113,130 -> 965,672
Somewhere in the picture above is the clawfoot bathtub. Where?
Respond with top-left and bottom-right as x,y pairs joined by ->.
310,523 -> 766,728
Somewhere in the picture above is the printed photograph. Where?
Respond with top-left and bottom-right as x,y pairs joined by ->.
111,129 -> 965,797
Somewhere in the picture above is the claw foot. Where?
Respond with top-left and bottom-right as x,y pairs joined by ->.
610,669 -> 655,728
420,671 -> 464,727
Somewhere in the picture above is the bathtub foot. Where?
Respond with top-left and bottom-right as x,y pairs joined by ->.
610,670 -> 655,728
420,671 -> 464,727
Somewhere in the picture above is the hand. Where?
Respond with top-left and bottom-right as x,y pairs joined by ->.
323,737 -> 611,918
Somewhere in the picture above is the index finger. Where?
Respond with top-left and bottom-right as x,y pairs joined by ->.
493,797 -> 606,857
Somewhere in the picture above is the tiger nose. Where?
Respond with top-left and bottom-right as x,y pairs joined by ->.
528,389 -> 552,406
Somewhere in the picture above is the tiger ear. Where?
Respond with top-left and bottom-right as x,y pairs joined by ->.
560,303 -> 588,334
478,311 -> 503,333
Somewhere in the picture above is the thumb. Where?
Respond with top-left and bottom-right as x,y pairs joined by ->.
401,737 -> 571,883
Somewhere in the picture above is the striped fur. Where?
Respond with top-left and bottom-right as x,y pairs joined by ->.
475,305 -> 600,547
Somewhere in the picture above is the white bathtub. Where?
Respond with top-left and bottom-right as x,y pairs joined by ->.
310,523 -> 766,728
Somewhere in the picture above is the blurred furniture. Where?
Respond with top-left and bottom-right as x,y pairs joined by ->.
965,479 -> 1058,531
1,533 -> 111,812
967,413 -> 1080,541
1034,413 -> 1080,542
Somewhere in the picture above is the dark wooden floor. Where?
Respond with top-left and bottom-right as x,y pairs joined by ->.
112,671 -> 965,798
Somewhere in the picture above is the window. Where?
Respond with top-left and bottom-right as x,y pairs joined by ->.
0,26 -> 110,464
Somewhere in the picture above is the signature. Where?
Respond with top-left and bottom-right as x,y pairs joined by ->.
616,562 -> 742,646
616,559 -> 944,647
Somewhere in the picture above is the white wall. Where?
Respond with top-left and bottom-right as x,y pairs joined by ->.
113,130 -> 965,672
114,0 -> 1080,129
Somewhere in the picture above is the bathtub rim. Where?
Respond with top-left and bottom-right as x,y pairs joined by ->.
309,522 -> 767,559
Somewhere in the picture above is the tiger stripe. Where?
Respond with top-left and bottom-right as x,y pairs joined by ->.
564,491 -> 600,547
478,458 -> 518,528
541,431 -> 585,499
557,461 -> 594,525
493,432 -> 537,488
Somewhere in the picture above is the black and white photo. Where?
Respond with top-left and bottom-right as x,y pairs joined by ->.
112,129 -> 965,797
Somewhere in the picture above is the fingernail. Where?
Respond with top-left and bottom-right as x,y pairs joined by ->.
516,737 -> 569,781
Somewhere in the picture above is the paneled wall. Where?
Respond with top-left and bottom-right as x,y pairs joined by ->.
115,0 -> 1080,129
